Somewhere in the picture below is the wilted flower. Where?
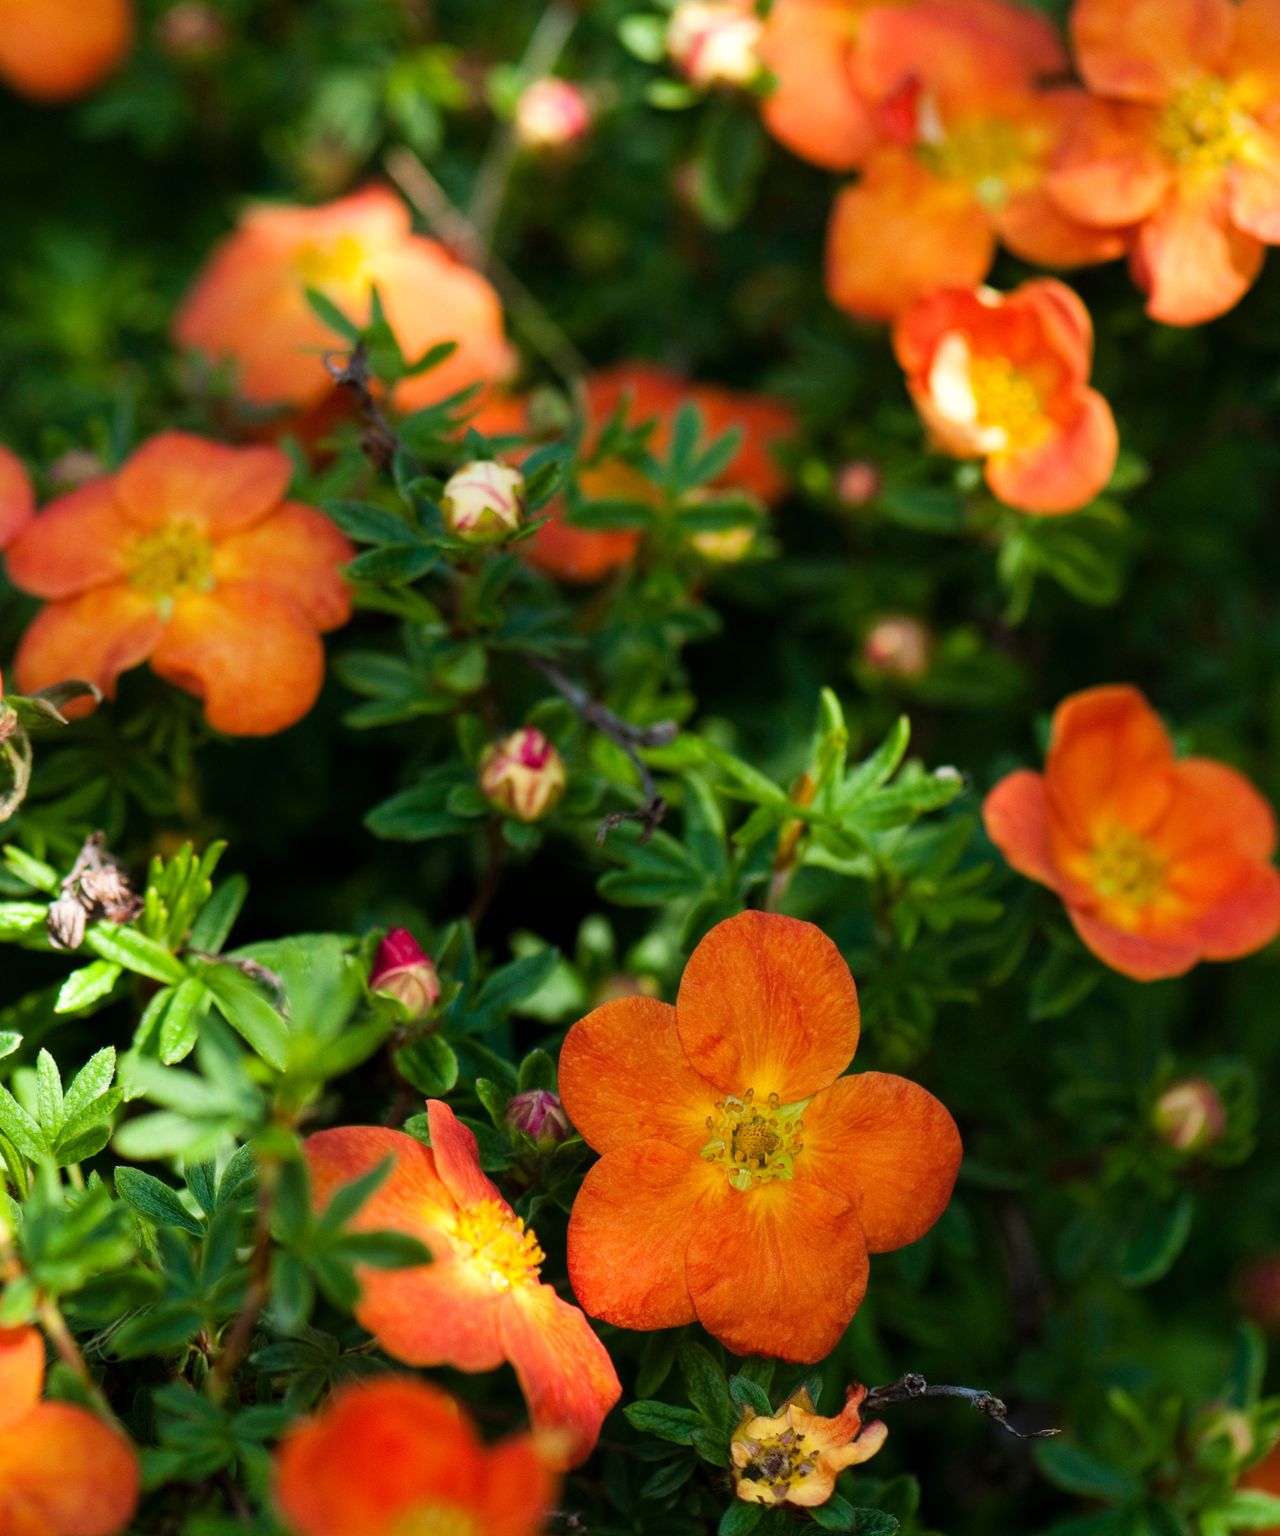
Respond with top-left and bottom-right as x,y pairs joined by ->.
1154,1078 -> 1227,1153
0,0 -> 133,101
732,1384 -> 888,1507
479,728 -> 566,822
442,461 -> 527,545
370,928 -> 440,1021
506,1088 -> 573,1149
515,77 -> 594,152
667,1 -> 764,89
863,616 -> 933,679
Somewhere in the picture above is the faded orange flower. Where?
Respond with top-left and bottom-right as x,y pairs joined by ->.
732,1384 -> 888,1507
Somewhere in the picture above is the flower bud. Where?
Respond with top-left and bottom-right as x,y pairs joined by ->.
667,1 -> 764,89
47,450 -> 106,492
442,461 -> 526,545
863,615 -> 933,679
156,2 -> 230,61
479,728 -> 566,822
514,78 -> 594,153
1193,1406 -> 1256,1465
1153,1078 -> 1226,1154
505,1088 -> 573,1149
836,460 -> 881,507
370,928 -> 440,1021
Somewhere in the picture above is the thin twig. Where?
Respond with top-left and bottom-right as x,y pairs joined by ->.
324,340 -> 402,472
36,1296 -> 122,1426
862,1373 -> 1059,1441
207,1154 -> 279,1402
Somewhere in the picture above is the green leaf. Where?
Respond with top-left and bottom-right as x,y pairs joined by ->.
1219,1491 -> 1280,1529
0,1083 -> 45,1158
623,1400 -> 704,1445
692,99 -> 766,230
84,924 -> 186,985
303,287 -> 361,342
159,977 -> 213,1065
115,1167 -> 205,1235
1035,1440 -> 1144,1503
679,1340 -> 731,1426
55,960 -> 123,1014
729,1375 -> 772,1416
0,1032 -> 20,1062
63,1047 -> 117,1121
718,1504 -> 764,1536
395,1036 -> 459,1097
1116,1194 -> 1194,1288
0,902 -> 48,940
188,876 -> 247,955
196,962 -> 289,1071
34,1050 -> 63,1136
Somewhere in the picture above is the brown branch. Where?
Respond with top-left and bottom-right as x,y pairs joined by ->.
324,340 -> 402,473
207,1154 -> 278,1402
862,1373 -> 1059,1441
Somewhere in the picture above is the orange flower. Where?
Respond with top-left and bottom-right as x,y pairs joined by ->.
0,1325 -> 139,1535
824,5 -> 1125,321
1241,1441 -> 1280,1533
559,910 -> 962,1362
0,0 -> 132,101
274,1376 -> 555,1536
4,432 -> 353,736
1047,0 -> 1280,325
892,278 -> 1118,514
984,686 -> 1280,980
302,1099 -> 621,1469
0,446 -> 34,548
174,186 -> 516,414
731,1383 -> 888,1507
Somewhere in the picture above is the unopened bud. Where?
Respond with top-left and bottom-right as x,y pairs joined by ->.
514,78 -> 594,153
46,893 -> 87,952
1193,1407 -> 1256,1465
1154,1078 -> 1226,1154
836,460 -> 881,507
156,2 -> 230,61
370,928 -> 440,1021
479,728 -> 566,822
505,1088 -> 573,1149
863,615 -> 933,679
47,450 -> 106,492
667,1 -> 763,89
442,461 -> 527,545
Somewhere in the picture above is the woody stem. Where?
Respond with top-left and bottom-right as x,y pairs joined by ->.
207,1151 -> 279,1402
862,1373 -> 1060,1440
36,1295 -> 121,1425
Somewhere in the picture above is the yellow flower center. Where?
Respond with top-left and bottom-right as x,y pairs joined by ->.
1092,825 -> 1166,908
968,355 -> 1047,445
735,1423 -> 824,1501
702,1088 -> 806,1191
448,1199 -> 544,1292
387,1505 -> 481,1536
921,116 -> 1039,208
1157,76 -> 1252,172
293,233 -> 369,288
126,520 -> 214,607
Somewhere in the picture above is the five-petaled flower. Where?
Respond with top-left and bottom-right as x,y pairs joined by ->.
274,1375 -> 555,1536
559,909 -> 962,1362
4,432 -> 353,736
0,0 -> 132,101
893,279 -> 1118,514
0,1325 -> 140,1536
732,1383 -> 888,1507
1048,0 -> 1280,325
302,1099 -> 621,1468
984,685 -> 1280,980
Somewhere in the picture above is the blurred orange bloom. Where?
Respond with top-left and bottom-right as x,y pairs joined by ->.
1241,1441 -> 1280,1532
824,5 -> 1125,320
0,1325 -> 139,1535
0,446 -> 34,548
984,686 -> 1280,980
559,911 -> 962,1362
4,432 -> 352,736
174,186 -> 516,414
274,1376 -> 555,1536
1048,0 -> 1280,325
303,1099 -> 621,1469
0,0 -> 132,101
732,1383 -> 888,1507
893,278 -> 1118,513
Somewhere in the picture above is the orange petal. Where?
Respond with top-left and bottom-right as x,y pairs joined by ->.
986,387 -> 1119,514
0,1327 -> 44,1430
356,1256 -> 507,1373
1132,184 -> 1266,326
567,1143 -> 726,1330
796,1073 -> 962,1254
212,502 -> 352,631
826,150 -> 996,322
523,510 -> 642,584
3,480 -> 133,600
481,1434 -> 560,1536
302,1125 -> 454,1234
559,996 -> 715,1157
0,0 -> 132,102
983,770 -> 1060,888
1067,906 -> 1200,980
500,1285 -> 622,1469
1231,0 -> 1280,98
676,911 -> 860,1102
1177,853 -> 1280,960
149,585 -> 324,736
0,1401 -> 139,1536
1047,98 -> 1172,228
685,1180 -> 868,1362
931,0 -> 1068,78
1070,0 -> 1235,103
997,185 -> 1131,269
115,433 -> 291,538
0,446 -> 34,549
759,0 -> 878,172
1174,759 -> 1278,859
425,1099 -> 504,1209
14,585 -> 164,701
1046,686 -> 1175,839
1229,129 -> 1280,242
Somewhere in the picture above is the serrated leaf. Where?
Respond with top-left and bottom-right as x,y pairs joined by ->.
63,1048 -> 116,1121
115,1167 -> 205,1235
623,1400 -> 703,1445
679,1340 -> 731,1426
196,962 -> 289,1070
0,1083 -> 46,1158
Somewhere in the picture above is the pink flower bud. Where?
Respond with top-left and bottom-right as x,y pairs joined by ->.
442,461 -> 527,545
514,78 -> 594,153
370,928 -> 440,1021
667,1 -> 763,89
479,727 -> 566,822
836,460 -> 881,507
156,2 -> 230,61
505,1088 -> 572,1149
1153,1078 -> 1226,1153
863,615 -> 933,679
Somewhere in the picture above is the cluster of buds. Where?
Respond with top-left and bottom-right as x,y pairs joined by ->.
666,0 -> 763,90
862,615 -> 934,681
1153,1078 -> 1227,1155
514,78 -> 594,154
369,928 -> 440,1023
479,727 -> 566,822
504,1088 -> 572,1150
441,461 -> 527,546
731,1384 -> 887,1508
46,833 -> 142,952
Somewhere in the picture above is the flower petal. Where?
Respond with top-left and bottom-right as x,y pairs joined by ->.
1070,0 -> 1235,103
0,1401 -> 139,1536
356,1257 -> 508,1373
302,1125 -> 453,1234
1190,859 -> 1280,960
0,447 -> 34,550
1174,759 -> 1278,859
1046,686 -> 1175,842
759,0 -> 877,172
0,1327 -> 44,1431
0,0 -> 132,102
997,185 -> 1132,269
116,433 -> 291,538
14,586 -> 164,702
481,1435 -> 559,1536
426,1098 -> 505,1209
983,770 -> 1060,888
559,996 -> 715,1157
1132,186 -> 1265,326
796,1073 -> 962,1253
1229,129 -> 1280,242
985,387 -> 1119,514
1047,98 -> 1173,228
676,911 -> 860,1102
1067,905 -> 1200,980
4,480 -> 133,599
686,1180 -> 869,1362
212,502 -> 353,631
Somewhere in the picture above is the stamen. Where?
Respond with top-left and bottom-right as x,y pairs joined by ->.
701,1089 -> 808,1190
448,1199 -> 544,1291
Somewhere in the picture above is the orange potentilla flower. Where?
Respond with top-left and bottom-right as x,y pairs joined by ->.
1047,0 -> 1280,325
0,0 -> 132,102
274,1376 -> 555,1536
731,1384 -> 888,1507
559,910 -> 962,1363
892,278 -> 1118,513
0,446 -> 34,547
984,686 -> 1280,981
760,0 -> 1066,172
0,1326 -> 140,1535
825,6 -> 1125,321
302,1099 -> 621,1469
1241,1441 -> 1280,1532
174,186 -> 516,414
4,432 -> 353,736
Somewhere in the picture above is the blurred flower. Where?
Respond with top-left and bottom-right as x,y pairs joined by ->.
0,0 -> 132,101
0,1325 -> 139,1536
442,461 -> 527,544
893,279 -> 1118,514
1153,1077 -> 1227,1153
174,186 -> 516,414
1240,1439 -> 1280,1520
984,686 -> 1280,980
560,910 -> 962,1361
0,446 -> 34,548
506,1088 -> 573,1149
863,615 -> 933,679
303,1100 -> 621,1468
1048,0 -> 1280,325
690,524 -> 757,562
4,433 -> 353,736
479,728 -> 567,822
732,1384 -> 888,1507
514,77 -> 593,152
274,1376 -> 556,1536
835,459 -> 881,507
155,2 -> 228,61
370,928 -> 440,1021
1237,1255 -> 1280,1333
667,1 -> 764,89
